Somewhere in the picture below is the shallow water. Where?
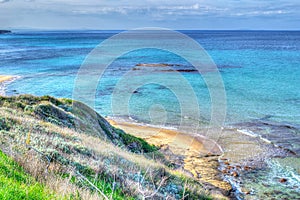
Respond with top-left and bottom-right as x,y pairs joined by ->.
1,30 -> 299,199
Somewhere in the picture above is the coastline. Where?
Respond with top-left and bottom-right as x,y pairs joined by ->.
0,75 -> 19,96
1,72 -> 298,199
107,117 -> 233,199
107,117 -> 300,199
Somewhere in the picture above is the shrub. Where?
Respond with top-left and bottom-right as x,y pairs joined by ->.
113,128 -> 158,153
0,117 -> 15,131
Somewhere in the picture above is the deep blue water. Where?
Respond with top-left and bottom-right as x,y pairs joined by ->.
1,30 -> 299,151
1,31 -> 299,124
0,30 -> 300,199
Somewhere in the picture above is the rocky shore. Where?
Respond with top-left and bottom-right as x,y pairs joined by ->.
108,118 -> 300,199
107,118 -> 234,199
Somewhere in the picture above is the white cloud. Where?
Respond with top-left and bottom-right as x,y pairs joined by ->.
0,0 -> 10,3
232,9 -> 291,17
70,3 -> 226,18
0,0 -> 299,29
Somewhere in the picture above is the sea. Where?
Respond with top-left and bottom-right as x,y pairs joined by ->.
0,30 -> 299,199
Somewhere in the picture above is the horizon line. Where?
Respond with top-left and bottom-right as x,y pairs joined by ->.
6,28 -> 300,32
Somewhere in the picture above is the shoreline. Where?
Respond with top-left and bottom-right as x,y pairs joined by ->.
107,117 -> 233,199
107,117 -> 223,155
107,117 -> 300,199
0,75 -> 20,96
1,72 -> 298,198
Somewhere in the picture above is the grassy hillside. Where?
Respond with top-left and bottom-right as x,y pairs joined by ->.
0,95 -> 212,200
0,150 -> 58,200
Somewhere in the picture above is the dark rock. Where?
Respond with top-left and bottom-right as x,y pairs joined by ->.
242,188 -> 251,195
176,69 -> 197,72
231,171 -> 239,177
236,165 -> 241,169
224,161 -> 230,165
226,165 -> 233,170
279,178 -> 288,183
273,190 -> 283,195
0,30 -> 11,34
222,169 -> 229,174
136,63 -> 182,67
262,183 -> 270,187
161,69 -> 197,73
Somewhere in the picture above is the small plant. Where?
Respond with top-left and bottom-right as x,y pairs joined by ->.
0,117 -> 15,131
24,105 -> 35,114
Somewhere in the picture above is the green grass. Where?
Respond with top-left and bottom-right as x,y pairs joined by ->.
63,173 -> 134,200
113,128 -> 159,153
0,95 -> 213,199
0,150 -> 57,200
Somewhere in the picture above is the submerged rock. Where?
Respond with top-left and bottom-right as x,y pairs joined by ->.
242,188 -> 251,195
231,171 -> 239,177
0,30 -> 11,34
224,161 -> 230,165
136,63 -> 182,67
279,178 -> 288,183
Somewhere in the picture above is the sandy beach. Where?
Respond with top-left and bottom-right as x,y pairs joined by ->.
107,118 -> 233,198
0,75 -> 18,96
0,75 -> 14,83
107,117 -> 295,199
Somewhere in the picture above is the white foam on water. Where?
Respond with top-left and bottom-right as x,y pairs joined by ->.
268,159 -> 300,190
0,76 -> 21,96
237,129 -> 272,144
107,115 -> 179,131
0,48 -> 28,54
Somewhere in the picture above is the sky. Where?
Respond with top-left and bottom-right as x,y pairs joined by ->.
0,0 -> 300,30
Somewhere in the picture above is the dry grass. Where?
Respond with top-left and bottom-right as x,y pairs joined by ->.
14,151 -> 103,200
0,95 -> 212,200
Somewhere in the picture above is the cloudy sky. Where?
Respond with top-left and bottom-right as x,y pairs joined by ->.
1,0 -> 299,30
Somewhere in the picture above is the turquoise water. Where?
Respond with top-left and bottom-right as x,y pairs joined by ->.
1,30 -> 299,145
1,30 -> 300,148
0,30 -> 299,198
1,31 -> 299,125
2,31 -> 299,136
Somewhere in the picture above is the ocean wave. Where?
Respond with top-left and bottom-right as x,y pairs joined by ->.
108,115 -> 179,131
268,159 -> 300,191
237,129 -> 272,144
234,120 -> 300,156
0,76 -> 21,96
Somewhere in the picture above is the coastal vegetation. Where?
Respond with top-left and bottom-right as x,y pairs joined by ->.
0,95 -> 213,199
0,150 -> 58,200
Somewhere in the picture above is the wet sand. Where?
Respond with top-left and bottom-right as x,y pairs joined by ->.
107,118 -> 233,199
108,118 -> 296,199
0,75 -> 17,96
108,118 -> 220,154
0,75 -> 15,83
